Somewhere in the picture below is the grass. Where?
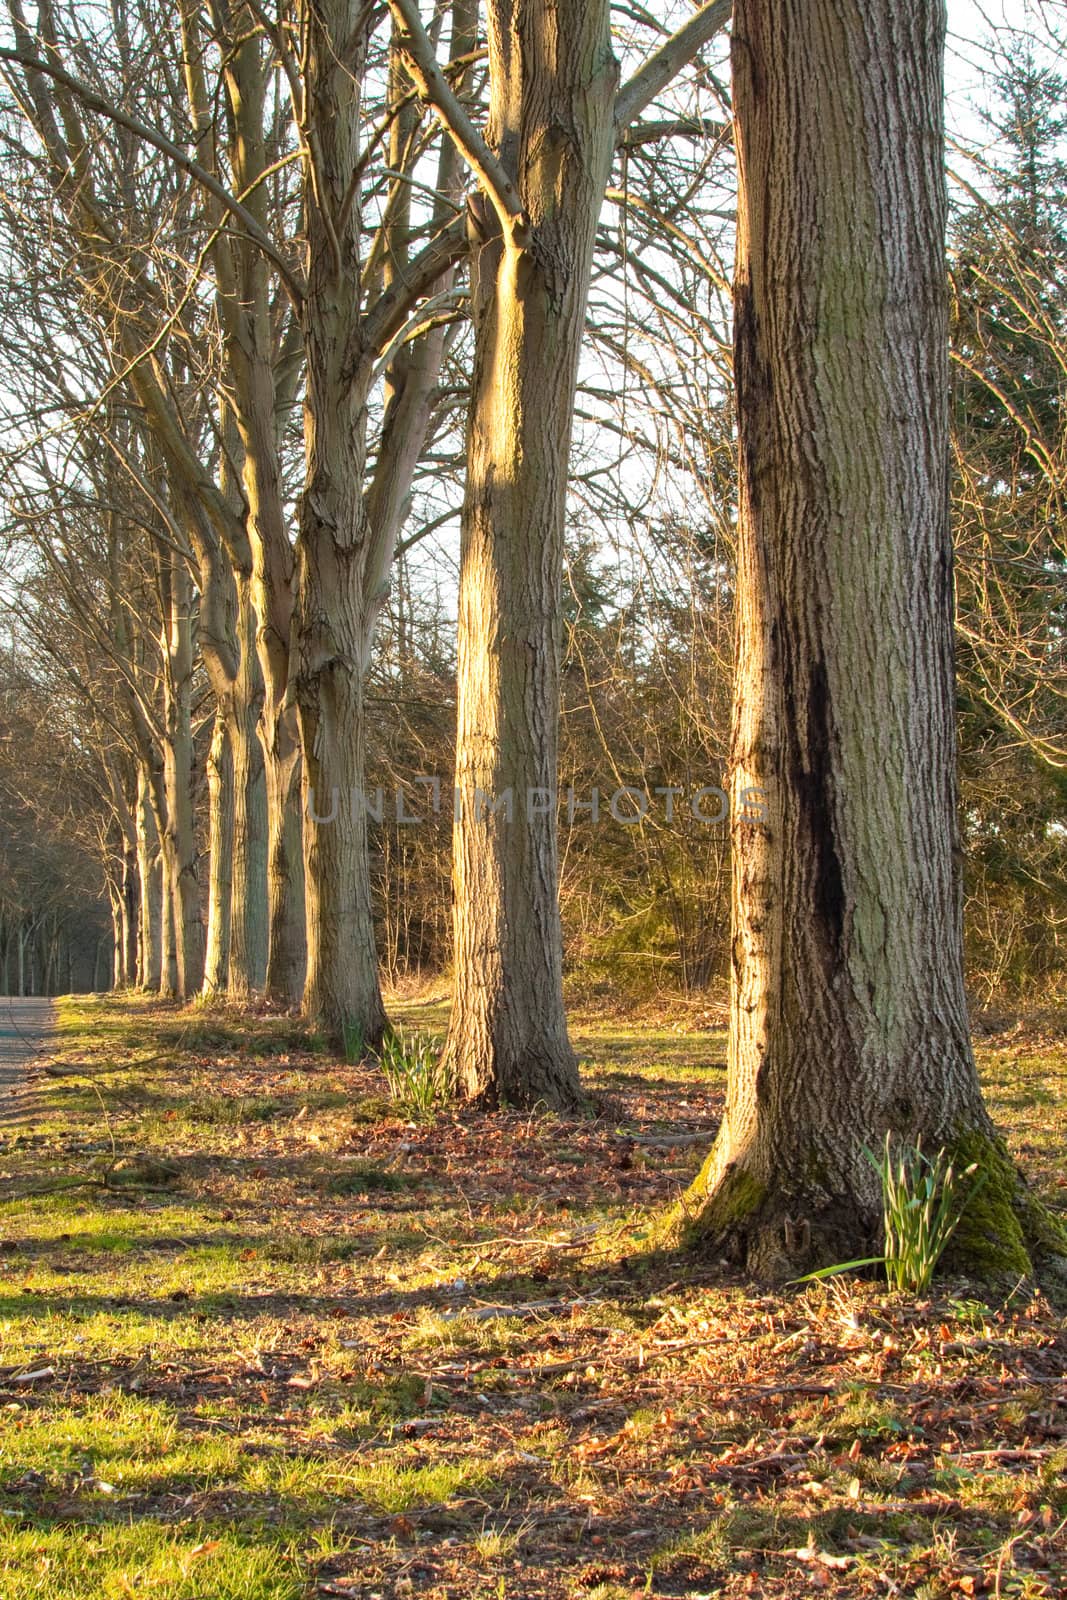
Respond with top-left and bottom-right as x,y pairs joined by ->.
0,993 -> 1063,1598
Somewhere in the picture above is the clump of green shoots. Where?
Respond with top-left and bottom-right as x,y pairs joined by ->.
341,1019 -> 365,1064
799,1134 -> 984,1293
378,1028 -> 455,1119
873,1135 -> 982,1292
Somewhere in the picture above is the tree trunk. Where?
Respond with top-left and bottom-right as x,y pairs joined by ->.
295,379 -> 386,1050
291,0 -> 386,1049
674,0 -> 1058,1283
159,864 -> 177,999
160,557 -> 204,997
121,839 -> 138,986
202,705 -> 234,996
262,742 -> 305,1005
209,16 -> 306,1008
136,764 -> 162,991
228,577 -> 268,998
108,891 -> 121,992
442,0 -> 618,1108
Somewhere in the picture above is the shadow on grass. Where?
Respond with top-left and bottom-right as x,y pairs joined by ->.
0,1419 -> 945,1600
0,1236 -> 736,1350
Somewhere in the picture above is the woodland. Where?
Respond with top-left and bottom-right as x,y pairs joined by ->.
0,0 -> 1065,1596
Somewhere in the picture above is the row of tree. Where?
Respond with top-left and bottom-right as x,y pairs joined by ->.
0,0 -> 741,1074
0,5 -> 1063,1209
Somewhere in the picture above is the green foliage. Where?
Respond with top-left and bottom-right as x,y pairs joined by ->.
378,1028 -> 454,1119
874,1137 -> 984,1293
798,1136 -> 984,1294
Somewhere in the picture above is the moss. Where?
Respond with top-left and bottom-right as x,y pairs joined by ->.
942,1127 -> 1067,1284
652,1153 -> 768,1253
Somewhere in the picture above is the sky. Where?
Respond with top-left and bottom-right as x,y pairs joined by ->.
946,0 -> 1061,139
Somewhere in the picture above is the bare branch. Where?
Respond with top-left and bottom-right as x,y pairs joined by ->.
385,0 -> 526,242
614,0 -> 731,136
362,216 -> 467,356
0,45 -> 306,307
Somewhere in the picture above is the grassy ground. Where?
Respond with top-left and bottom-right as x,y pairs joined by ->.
0,995 -> 1064,1600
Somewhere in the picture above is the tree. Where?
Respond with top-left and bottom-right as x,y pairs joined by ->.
1,0 -> 273,1000
950,41 -> 1067,1002
0,649 -> 109,993
1,0 -> 474,1035
669,0 -> 1064,1280
951,40 -> 1067,775
390,0 -> 732,1106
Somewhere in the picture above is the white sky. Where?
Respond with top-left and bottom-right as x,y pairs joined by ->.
946,0 -> 1061,138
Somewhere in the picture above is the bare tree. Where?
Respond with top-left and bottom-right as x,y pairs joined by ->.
390,0 -> 731,1105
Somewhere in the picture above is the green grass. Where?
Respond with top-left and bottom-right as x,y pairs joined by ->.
0,994 -> 1063,1599
0,1524 -> 310,1600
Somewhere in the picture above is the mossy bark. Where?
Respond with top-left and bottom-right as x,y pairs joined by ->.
667,0 -> 1059,1288
661,1122 -> 1067,1289
942,1130 -> 1067,1285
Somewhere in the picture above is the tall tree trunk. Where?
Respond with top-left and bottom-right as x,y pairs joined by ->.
292,0 -> 386,1048
203,705 -> 234,995
674,0 -> 1058,1283
107,891 -> 121,991
159,861 -> 177,999
210,14 -> 306,1007
136,763 -> 162,990
442,0 -> 618,1108
263,743 -> 305,1004
160,557 -> 204,997
121,839 -> 138,986
295,376 -> 385,1050
228,574 -> 268,997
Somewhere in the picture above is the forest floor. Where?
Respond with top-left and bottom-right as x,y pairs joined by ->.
0,994 -> 1064,1600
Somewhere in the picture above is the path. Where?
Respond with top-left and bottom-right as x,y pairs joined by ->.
0,998 -> 55,1121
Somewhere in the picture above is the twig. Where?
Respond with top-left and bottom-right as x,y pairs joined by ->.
0,1177 -> 178,1202
614,0 -> 732,135
624,1130 -> 714,1148
0,48 -> 305,305
443,1297 -> 600,1323
385,0 -> 526,242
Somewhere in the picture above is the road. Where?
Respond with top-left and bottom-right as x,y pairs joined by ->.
0,996 -> 55,1093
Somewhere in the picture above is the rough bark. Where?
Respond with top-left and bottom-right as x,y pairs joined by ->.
135,762 -> 162,990
263,744 -> 306,1005
183,0 -> 305,1005
442,0 -> 618,1108
158,846 -> 177,999
108,886 -> 122,991
202,705 -> 234,996
672,0 -> 1057,1282
292,0 -> 386,1046
227,572 -> 268,998
285,1 -> 483,1047
216,33 -> 307,1006
158,554 -> 204,998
